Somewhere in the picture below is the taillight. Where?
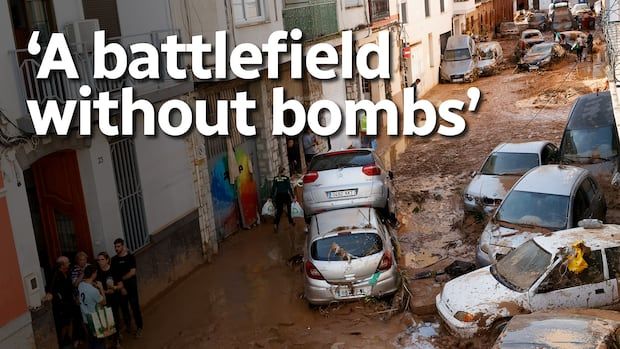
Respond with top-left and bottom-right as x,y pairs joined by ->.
377,252 -> 392,271
303,171 -> 319,184
305,260 -> 324,280
362,165 -> 381,176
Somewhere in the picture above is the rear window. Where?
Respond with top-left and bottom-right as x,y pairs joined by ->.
311,233 -> 383,261
309,151 -> 375,172
481,152 -> 540,176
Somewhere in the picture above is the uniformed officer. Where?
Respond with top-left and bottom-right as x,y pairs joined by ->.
271,166 -> 296,232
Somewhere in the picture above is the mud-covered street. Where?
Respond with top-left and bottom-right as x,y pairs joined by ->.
122,35 -> 610,349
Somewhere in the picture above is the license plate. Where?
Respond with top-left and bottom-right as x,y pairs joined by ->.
337,286 -> 371,298
452,78 -> 464,82
328,189 -> 357,198
529,65 -> 539,71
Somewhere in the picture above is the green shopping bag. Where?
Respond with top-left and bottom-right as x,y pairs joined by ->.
86,305 -> 116,339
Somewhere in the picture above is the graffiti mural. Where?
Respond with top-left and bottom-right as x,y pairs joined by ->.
209,155 -> 240,239
235,146 -> 259,228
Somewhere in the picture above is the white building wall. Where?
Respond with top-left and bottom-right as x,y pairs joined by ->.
402,0 -> 453,95
1,153 -> 45,305
52,0 -> 85,30
76,130 -> 124,256
338,1 -> 369,31
0,3 -> 26,125
116,0 -> 174,36
133,114 -> 197,235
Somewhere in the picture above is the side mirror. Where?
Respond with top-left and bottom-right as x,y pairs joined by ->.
471,171 -> 477,178
388,170 -> 394,180
612,171 -> 620,189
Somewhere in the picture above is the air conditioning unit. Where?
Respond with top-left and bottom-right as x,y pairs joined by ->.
64,19 -> 100,53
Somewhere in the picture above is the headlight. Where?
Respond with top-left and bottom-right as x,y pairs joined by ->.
464,193 -> 475,201
454,311 -> 478,322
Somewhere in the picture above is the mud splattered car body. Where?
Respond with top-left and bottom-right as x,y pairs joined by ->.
518,42 -> 566,71
303,208 -> 400,305
493,310 -> 620,348
437,224 -> 620,338
464,141 -> 557,215
477,42 -> 504,76
476,165 -> 606,266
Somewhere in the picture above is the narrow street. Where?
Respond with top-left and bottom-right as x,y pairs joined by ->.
123,36 -> 610,349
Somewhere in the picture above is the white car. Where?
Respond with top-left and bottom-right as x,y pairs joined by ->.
437,222 -> 620,338
571,3 -> 591,16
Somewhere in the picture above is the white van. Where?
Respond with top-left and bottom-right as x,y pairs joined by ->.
439,35 -> 479,83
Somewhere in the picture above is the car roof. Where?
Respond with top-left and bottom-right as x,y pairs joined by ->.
493,141 -> 549,154
566,91 -> 615,130
500,311 -> 620,347
513,165 -> 587,196
446,35 -> 472,49
534,224 -> 620,253
310,207 -> 379,238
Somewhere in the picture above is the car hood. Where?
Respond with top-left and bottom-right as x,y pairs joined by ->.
521,53 -> 549,64
483,223 -> 549,254
466,174 -> 519,200
477,59 -> 496,70
440,267 -> 527,327
441,59 -> 474,76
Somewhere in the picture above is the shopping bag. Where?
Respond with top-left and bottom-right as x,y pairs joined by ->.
86,306 -> 116,339
261,199 -> 275,217
291,200 -> 304,218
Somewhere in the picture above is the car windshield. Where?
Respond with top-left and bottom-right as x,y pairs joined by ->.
530,45 -> 552,55
444,48 -> 471,61
495,191 -> 570,230
493,240 -> 552,291
481,152 -> 540,175
309,150 -> 374,171
311,232 -> 383,261
480,49 -> 495,59
561,126 -> 618,161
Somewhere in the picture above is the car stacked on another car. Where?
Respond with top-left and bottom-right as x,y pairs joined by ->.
301,148 -> 400,304
476,164 -> 606,266
464,141 -> 558,215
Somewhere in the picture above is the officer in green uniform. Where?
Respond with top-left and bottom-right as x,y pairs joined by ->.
271,166 -> 296,232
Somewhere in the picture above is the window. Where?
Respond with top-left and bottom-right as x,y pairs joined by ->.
400,2 -> 408,24
311,233 -> 383,261
345,0 -> 362,7
580,178 -> 596,203
572,186 -> 590,226
606,247 -> 620,279
440,0 -> 445,13
537,250 -> 605,293
481,153 -> 539,176
362,78 -> 371,94
428,33 -> 434,67
231,0 -> 265,24
424,0 -> 430,17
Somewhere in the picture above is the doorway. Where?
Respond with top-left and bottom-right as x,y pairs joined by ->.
27,150 -> 92,277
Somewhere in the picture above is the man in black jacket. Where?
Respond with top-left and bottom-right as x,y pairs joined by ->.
271,166 -> 296,233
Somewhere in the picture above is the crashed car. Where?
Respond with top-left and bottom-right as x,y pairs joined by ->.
527,12 -> 548,31
476,41 -> 504,76
464,141 -> 558,215
302,148 -> 394,217
560,91 -> 620,194
559,30 -> 588,51
476,165 -> 606,266
493,309 -> 620,348
518,42 -> 566,71
437,223 -> 620,338
303,207 -> 401,305
499,22 -> 522,37
439,35 -> 479,83
520,29 -> 545,47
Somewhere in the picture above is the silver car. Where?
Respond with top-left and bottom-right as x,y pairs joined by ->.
303,207 -> 400,305
302,148 -> 392,217
476,165 -> 607,266
464,141 -> 558,215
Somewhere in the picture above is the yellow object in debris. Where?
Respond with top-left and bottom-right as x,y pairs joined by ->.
567,240 -> 588,274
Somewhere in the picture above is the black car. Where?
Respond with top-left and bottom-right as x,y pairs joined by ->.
560,91 -> 620,192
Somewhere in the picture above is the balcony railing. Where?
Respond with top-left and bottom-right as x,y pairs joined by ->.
12,29 -> 180,108
369,0 -> 390,22
283,0 -> 338,41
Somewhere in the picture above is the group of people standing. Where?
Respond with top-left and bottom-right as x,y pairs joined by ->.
48,238 -> 143,349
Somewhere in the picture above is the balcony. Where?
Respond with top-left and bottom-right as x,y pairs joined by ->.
11,29 -> 191,114
369,0 -> 390,22
283,0 -> 338,41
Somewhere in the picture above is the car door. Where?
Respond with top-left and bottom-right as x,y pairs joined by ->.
605,246 -> 620,302
528,249 -> 614,310
571,182 -> 591,227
